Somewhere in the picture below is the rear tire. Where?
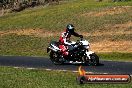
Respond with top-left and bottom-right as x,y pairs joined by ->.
50,51 -> 64,65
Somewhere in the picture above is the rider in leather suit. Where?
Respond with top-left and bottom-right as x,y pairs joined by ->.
59,24 -> 83,56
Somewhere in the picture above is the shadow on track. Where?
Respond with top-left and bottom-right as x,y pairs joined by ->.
62,63 -> 104,67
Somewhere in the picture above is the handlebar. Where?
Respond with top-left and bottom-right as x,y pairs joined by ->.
76,38 -> 83,46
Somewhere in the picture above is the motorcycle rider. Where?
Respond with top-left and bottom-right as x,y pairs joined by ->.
59,24 -> 83,56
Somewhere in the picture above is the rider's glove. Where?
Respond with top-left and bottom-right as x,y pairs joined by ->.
79,35 -> 83,38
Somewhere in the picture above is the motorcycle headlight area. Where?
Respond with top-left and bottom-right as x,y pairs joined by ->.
83,45 -> 89,49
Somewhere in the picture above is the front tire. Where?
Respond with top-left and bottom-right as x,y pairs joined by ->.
89,53 -> 99,66
50,51 -> 64,65
84,53 -> 99,66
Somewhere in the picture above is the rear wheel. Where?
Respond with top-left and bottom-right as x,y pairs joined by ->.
50,51 -> 64,65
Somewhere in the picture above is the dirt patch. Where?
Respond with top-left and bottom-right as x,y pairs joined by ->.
0,28 -> 59,37
113,21 -> 132,29
82,21 -> 132,37
101,21 -> 132,35
79,21 -> 132,52
82,30 -> 131,37
91,40 -> 132,52
81,6 -> 132,17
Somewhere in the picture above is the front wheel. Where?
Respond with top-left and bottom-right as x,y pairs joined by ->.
85,53 -> 99,66
50,51 -> 64,65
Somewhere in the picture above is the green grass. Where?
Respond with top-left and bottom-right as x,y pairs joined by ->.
0,66 -> 132,88
0,0 -> 132,31
0,34 -> 53,56
0,34 -> 131,61
98,52 -> 132,61
0,0 -> 132,61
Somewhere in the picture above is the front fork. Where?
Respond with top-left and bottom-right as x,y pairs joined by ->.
85,50 -> 94,60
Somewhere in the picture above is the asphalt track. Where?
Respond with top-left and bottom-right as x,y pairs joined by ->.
0,56 -> 132,74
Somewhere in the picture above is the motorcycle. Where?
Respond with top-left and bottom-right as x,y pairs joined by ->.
47,38 -> 99,65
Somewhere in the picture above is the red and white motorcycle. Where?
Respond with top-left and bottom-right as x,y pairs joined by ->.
47,38 -> 99,65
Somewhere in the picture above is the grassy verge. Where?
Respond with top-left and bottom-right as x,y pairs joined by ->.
0,0 -> 132,31
98,52 -> 132,61
0,66 -> 132,88
0,34 -> 131,61
0,34 -> 54,56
